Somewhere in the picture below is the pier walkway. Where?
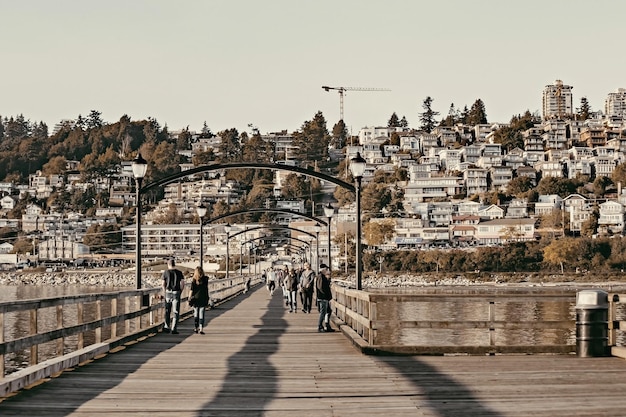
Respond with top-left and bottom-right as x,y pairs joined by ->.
2,285 -> 626,416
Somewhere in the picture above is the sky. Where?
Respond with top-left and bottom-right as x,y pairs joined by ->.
2,1 -> 625,137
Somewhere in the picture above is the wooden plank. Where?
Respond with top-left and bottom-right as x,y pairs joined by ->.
1,286 -> 626,416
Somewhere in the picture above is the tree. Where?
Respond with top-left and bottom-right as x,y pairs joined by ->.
331,120 -> 348,149
612,162 -> 626,188
577,97 -> 592,120
83,223 -> 122,252
218,128 -> 241,162
42,156 -> 67,176
543,237 -> 579,273
419,96 -> 439,133
593,176 -> 613,197
363,219 -> 396,246
291,111 -> 330,164
467,99 -> 488,125
506,176 -> 534,197
387,112 -> 400,128
442,103 -> 460,127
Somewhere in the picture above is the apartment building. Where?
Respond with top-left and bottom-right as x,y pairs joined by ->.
542,79 -> 574,120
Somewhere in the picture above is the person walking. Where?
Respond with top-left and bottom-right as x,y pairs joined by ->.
189,266 -> 210,334
299,262 -> 315,313
162,258 -> 185,334
315,263 -> 335,332
266,268 -> 276,295
285,267 -> 299,313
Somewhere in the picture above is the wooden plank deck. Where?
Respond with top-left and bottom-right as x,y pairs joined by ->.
2,284 -> 626,416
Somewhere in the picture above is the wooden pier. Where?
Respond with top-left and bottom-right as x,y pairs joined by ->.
2,285 -> 626,416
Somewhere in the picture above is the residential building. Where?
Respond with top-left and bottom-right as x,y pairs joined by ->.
542,79 -> 573,120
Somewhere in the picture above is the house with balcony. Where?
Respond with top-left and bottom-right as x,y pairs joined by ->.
475,218 -> 536,245
597,200 -> 624,235
464,168 -> 489,196
478,204 -> 505,220
489,166 -> 513,191
534,194 -> 563,216
402,176 -> 464,209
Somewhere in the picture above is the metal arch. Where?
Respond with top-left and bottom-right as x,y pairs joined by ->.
228,225 -> 316,240
205,208 -> 328,226
242,235 -> 311,248
140,162 -> 355,194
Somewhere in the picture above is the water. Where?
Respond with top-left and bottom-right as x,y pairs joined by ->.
1,285 -> 133,374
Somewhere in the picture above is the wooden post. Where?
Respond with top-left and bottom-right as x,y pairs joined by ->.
56,305 -> 63,356
0,311 -> 4,376
77,303 -> 84,349
111,298 -> 118,339
30,309 -> 38,366
488,300 -> 496,351
95,300 -> 102,343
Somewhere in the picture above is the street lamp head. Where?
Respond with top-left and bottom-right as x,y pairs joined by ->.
349,152 -> 366,179
132,153 -> 148,179
196,203 -> 207,218
324,202 -> 334,218
224,223 -> 232,234
314,223 -> 322,233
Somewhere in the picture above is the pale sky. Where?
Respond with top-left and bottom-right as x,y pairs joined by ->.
2,1 -> 625,136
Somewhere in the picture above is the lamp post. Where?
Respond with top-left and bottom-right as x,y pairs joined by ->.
350,152 -> 366,290
224,223 -> 231,279
314,223 -> 321,273
132,153 -> 148,290
196,203 -> 207,270
324,203 -> 334,278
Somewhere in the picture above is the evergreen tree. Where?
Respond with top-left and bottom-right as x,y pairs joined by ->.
387,112 -> 400,128
419,97 -> 439,133
467,99 -> 488,125
331,120 -> 348,149
291,111 -> 330,163
577,97 -> 592,120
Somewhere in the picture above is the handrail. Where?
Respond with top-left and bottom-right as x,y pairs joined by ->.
331,284 -> 577,355
0,275 -> 260,397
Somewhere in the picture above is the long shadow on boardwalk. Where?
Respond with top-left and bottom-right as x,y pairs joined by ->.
196,292 -> 286,417
378,356 -> 502,417
0,287 -> 254,417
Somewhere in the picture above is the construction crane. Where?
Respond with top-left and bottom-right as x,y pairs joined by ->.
322,86 -> 390,122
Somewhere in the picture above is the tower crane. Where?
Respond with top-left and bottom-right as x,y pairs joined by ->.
322,86 -> 390,122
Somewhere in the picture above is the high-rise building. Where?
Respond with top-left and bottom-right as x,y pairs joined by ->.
542,79 -> 573,120
605,88 -> 626,118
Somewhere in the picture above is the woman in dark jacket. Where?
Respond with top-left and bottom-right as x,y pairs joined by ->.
189,266 -> 210,334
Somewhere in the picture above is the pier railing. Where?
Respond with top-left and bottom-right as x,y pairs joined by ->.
331,285 -> 577,355
0,275 -> 257,396
609,293 -> 626,359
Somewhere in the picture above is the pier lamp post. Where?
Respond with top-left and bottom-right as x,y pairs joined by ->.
132,153 -> 148,290
324,203 -> 334,277
350,152 -> 366,290
314,223 -> 321,273
224,223 -> 231,279
196,203 -> 207,269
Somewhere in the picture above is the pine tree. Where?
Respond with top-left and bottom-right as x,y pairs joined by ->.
419,97 -> 439,133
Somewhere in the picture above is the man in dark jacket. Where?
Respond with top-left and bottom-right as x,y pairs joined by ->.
315,263 -> 335,332
162,258 -> 185,334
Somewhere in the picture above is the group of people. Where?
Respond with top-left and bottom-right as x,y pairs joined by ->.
161,258 -> 335,336
264,261 -> 335,333
161,259 -> 211,335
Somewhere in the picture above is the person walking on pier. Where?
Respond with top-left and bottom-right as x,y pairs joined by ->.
299,262 -> 315,313
162,258 -> 185,334
285,267 -> 299,313
315,263 -> 334,332
266,268 -> 276,295
189,266 -> 210,334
